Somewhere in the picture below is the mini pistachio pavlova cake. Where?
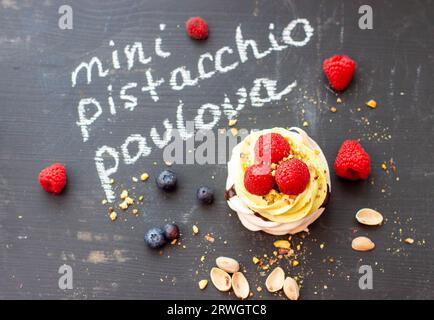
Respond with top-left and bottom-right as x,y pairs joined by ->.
226,127 -> 331,235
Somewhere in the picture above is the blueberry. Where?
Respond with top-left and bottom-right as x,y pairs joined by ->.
163,223 -> 180,240
197,186 -> 214,204
144,227 -> 166,249
156,170 -> 177,191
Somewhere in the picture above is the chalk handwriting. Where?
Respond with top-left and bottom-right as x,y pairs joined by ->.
70,19 -> 315,202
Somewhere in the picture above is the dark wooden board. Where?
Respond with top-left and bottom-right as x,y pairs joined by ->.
0,0 -> 433,299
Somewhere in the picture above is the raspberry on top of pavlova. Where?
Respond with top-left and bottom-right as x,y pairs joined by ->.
226,127 -> 331,235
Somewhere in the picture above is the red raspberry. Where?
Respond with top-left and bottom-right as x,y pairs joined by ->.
186,17 -> 209,40
334,140 -> 371,180
323,55 -> 356,91
38,163 -> 67,194
275,158 -> 310,195
254,133 -> 290,164
244,164 -> 275,196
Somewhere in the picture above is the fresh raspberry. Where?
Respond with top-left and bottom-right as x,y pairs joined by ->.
254,133 -> 290,164
275,158 -> 310,195
244,164 -> 275,196
334,140 -> 371,180
38,163 -> 67,194
323,55 -> 356,91
186,17 -> 209,40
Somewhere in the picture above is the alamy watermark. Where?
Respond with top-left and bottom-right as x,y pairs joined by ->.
58,5 -> 73,30
358,265 -> 373,290
58,264 -> 73,290
358,5 -> 373,30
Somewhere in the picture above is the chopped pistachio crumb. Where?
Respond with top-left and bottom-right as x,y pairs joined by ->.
192,225 -> 199,235
404,238 -> 414,244
204,234 -> 215,243
228,119 -> 238,127
119,201 -> 128,210
273,240 -> 291,249
109,211 -> 117,221
198,280 -> 208,290
120,190 -> 128,199
366,99 -> 377,109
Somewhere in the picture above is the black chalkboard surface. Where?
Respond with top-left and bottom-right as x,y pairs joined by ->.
0,0 -> 433,300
